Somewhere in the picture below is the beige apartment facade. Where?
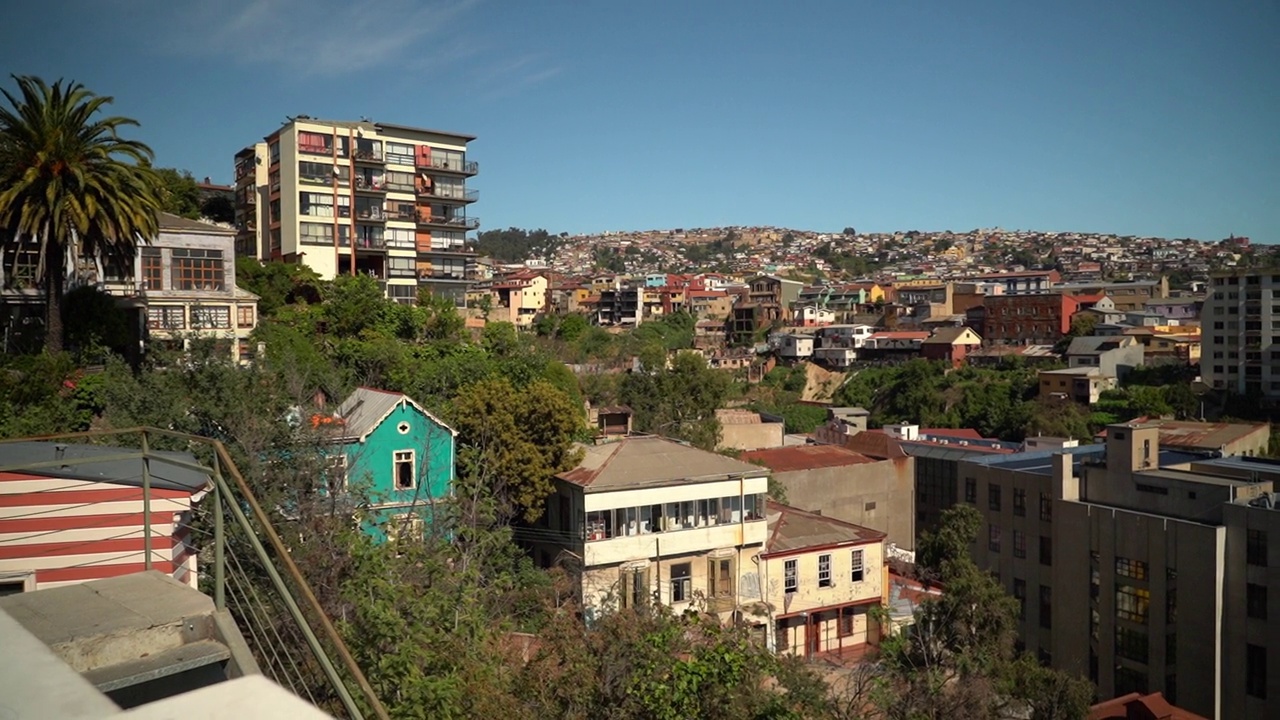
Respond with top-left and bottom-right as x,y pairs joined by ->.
1201,269 -> 1280,402
961,423 -> 1280,719
234,118 -> 478,305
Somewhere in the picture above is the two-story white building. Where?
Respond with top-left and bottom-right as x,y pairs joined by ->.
530,435 -> 770,622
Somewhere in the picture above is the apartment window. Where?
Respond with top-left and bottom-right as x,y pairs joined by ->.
191,305 -> 231,329
385,142 -> 414,166
393,450 -> 415,489
238,339 -> 253,363
1013,488 -> 1026,517
619,567 -> 648,609
806,552 -> 830,588
324,454 -> 347,493
1248,529 -> 1268,566
386,227 -> 415,249
708,557 -> 733,600
1247,644 -> 1267,698
1116,557 -> 1148,580
1040,493 -> 1052,521
385,170 -> 415,192
1117,585 -> 1151,623
988,484 -> 1002,511
965,478 -> 977,503
146,306 -> 184,330
297,131 -> 332,155
141,247 -> 163,290
1039,585 -> 1052,629
1116,627 -> 1149,664
237,305 -> 255,328
269,141 -> 280,165
300,221 -> 334,244
784,559 -> 798,594
388,257 -> 416,279
670,562 -> 692,603
1013,578 -> 1026,618
988,524 -> 1002,553
1248,583 -> 1268,620
300,191 -> 335,217
1039,536 -> 1052,566
298,160 -> 334,185
1013,530 -> 1026,559
171,248 -> 225,291
337,194 -> 351,218
850,549 -> 864,582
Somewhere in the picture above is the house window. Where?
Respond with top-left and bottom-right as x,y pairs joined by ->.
141,247 -> 163,290
1247,644 -> 1267,698
1248,529 -> 1268,566
1116,557 -> 1147,580
1013,488 -> 1026,517
850,549 -> 864,582
300,221 -> 334,244
171,248 -> 225,291
146,306 -> 185,330
191,306 -> 231,329
584,510 -> 613,541
1039,536 -> 1053,566
1013,530 -> 1026,559
818,554 -> 832,588
964,478 -> 977,503
1040,493 -> 1052,522
989,484 -> 1002,511
237,305 -> 255,328
1117,585 -> 1151,623
670,562 -> 692,603
1039,585 -> 1052,629
386,512 -> 423,543
324,454 -> 347,492
708,557 -> 733,600
619,567 -> 649,609
1013,578 -> 1026,618
784,559 -> 798,594
394,450 -> 415,489
838,606 -> 856,636
1248,583 -> 1268,620
988,524 -> 1002,553
1116,627 -> 1149,664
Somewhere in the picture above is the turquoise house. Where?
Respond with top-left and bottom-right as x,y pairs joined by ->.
322,387 -> 457,540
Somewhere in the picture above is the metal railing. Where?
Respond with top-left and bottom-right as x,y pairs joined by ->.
415,158 -> 478,175
0,428 -> 389,720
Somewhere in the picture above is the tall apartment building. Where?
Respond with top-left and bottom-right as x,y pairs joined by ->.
233,118 -> 478,305
1201,269 -> 1280,402
960,424 -> 1280,719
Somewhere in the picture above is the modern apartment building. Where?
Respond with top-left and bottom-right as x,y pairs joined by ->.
233,117 -> 478,305
959,423 -> 1280,719
1201,269 -> 1280,402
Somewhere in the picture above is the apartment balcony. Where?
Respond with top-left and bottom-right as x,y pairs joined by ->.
389,208 -> 418,223
415,156 -> 479,176
354,177 -> 386,194
298,141 -> 334,157
355,208 -> 386,222
352,149 -> 384,164
419,271 -> 470,282
416,214 -> 480,230
417,187 -> 478,204
353,237 -> 387,252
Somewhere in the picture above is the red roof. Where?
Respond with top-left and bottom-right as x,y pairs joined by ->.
740,445 -> 877,472
1088,692 -> 1207,720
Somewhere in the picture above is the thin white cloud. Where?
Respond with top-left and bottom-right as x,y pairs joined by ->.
472,53 -> 564,101
156,0 -> 482,75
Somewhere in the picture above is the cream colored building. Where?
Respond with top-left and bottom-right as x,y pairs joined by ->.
760,502 -> 886,658
490,272 -> 549,328
525,436 -> 769,624
234,118 -> 478,305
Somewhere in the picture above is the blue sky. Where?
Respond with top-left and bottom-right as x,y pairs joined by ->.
2,1 -> 1277,240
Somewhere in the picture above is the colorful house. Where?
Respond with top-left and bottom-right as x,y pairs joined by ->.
319,387 -> 457,539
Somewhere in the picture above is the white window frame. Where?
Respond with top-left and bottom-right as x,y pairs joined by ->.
393,449 -> 416,490
818,553 -> 832,588
851,549 -> 864,583
670,562 -> 692,603
387,512 -> 424,543
784,559 -> 797,594
0,570 -> 36,596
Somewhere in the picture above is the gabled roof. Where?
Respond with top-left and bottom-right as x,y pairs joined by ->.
1065,335 -> 1133,355
559,436 -> 765,492
763,501 -> 885,556
922,326 -> 981,345
331,387 -> 456,443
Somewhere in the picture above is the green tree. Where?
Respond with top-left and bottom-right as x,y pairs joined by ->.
0,75 -> 162,353
62,285 -> 131,359
153,167 -> 201,218
199,193 -> 235,223
450,378 -> 584,523
235,257 -> 322,315
621,352 -> 730,450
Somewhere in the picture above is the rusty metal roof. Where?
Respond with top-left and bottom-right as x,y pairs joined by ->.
764,500 -> 885,556
740,445 -> 877,473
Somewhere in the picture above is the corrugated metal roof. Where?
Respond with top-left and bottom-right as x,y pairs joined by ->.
559,436 -> 765,491
764,500 -> 885,555
330,387 -> 456,443
740,445 -> 877,473
0,441 -> 209,492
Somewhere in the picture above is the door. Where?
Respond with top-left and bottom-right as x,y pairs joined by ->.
807,615 -> 821,656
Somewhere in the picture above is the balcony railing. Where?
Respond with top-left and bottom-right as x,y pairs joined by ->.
353,149 -> 384,163
415,157 -> 479,175
416,215 -> 479,230
355,209 -> 386,222
417,187 -> 478,203
354,177 -> 386,193
298,142 -> 334,157
354,237 -> 386,250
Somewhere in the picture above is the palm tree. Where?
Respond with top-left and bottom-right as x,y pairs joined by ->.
0,75 -> 161,353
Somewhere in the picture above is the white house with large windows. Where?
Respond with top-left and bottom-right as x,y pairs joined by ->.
528,435 -> 770,624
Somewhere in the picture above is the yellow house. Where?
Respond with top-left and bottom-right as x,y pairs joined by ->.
755,502 -> 887,659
